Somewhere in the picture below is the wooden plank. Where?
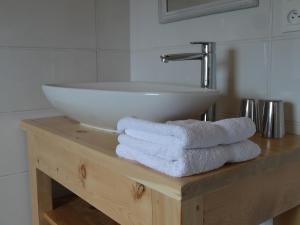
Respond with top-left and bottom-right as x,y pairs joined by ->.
181,134 -> 300,200
151,191 -> 181,225
151,191 -> 204,225
21,117 -> 183,200
202,160 -> 300,225
21,117 -> 300,201
181,196 -> 203,225
274,206 -> 300,225
44,198 -> 119,225
29,131 -> 153,225
27,134 -> 53,225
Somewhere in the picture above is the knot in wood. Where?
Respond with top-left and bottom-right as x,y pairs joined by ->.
79,164 -> 87,179
132,183 -> 145,200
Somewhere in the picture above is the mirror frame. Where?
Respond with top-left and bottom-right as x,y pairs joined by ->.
159,0 -> 259,24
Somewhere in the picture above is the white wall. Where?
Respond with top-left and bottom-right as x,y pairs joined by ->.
0,0 -> 130,224
96,0 -> 131,81
130,0 -> 300,135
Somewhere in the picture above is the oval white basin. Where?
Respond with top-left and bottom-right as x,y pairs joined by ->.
43,82 -> 220,131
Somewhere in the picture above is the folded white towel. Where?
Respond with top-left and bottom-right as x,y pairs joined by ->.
117,117 -> 256,149
118,134 -> 183,160
116,140 -> 261,177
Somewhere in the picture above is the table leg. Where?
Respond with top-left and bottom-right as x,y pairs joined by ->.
181,196 -> 203,225
151,191 -> 203,225
151,191 -> 181,225
274,206 -> 300,225
28,135 -> 53,225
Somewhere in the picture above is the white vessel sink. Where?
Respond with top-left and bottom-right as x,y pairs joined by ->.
43,82 -> 220,132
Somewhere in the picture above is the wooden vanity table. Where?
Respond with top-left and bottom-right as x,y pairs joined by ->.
21,116 -> 300,225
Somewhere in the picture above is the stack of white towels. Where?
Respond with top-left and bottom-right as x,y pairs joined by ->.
116,117 -> 261,177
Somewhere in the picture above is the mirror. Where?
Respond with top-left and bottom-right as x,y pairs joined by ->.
159,0 -> 259,23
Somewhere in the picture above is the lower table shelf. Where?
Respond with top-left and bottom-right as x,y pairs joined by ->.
44,198 -> 119,225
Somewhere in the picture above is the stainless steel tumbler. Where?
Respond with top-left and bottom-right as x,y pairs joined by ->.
259,100 -> 285,139
240,99 -> 259,131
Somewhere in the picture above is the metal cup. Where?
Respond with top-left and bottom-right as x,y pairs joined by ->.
240,99 -> 259,131
259,100 -> 285,139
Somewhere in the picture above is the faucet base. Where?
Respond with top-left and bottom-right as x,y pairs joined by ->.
200,105 -> 216,122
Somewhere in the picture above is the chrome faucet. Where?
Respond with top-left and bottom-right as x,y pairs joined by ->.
160,42 -> 217,121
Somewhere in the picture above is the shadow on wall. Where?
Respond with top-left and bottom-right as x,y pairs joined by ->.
217,48 -> 295,136
285,102 -> 294,122
217,48 -> 241,117
227,48 -> 239,106
285,101 -> 295,134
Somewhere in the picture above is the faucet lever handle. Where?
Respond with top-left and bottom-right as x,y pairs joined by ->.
190,42 -> 216,53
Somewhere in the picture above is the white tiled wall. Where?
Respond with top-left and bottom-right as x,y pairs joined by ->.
96,0 -> 130,81
130,0 -> 300,136
0,173 -> 32,225
271,38 -> 300,127
0,48 -> 96,113
130,0 -> 271,50
98,50 -> 131,81
0,0 -> 96,49
0,110 -> 61,177
0,0 -> 130,224
216,41 -> 270,116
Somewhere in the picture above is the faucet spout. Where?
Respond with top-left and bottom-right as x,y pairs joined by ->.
160,53 -> 205,63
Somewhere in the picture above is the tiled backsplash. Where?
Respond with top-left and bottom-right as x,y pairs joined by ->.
0,48 -> 96,113
271,38 -> 300,128
130,0 -> 300,135
0,0 -> 96,48
96,0 -> 131,81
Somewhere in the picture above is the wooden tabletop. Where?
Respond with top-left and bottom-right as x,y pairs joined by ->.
21,116 -> 300,201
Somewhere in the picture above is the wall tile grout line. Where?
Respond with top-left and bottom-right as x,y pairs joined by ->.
128,0 -> 132,79
94,0 -> 100,81
0,45 -> 96,52
266,0 -> 274,99
0,171 -> 28,179
130,35 -> 300,53
97,48 -> 131,53
130,38 -> 272,53
0,108 -> 55,116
